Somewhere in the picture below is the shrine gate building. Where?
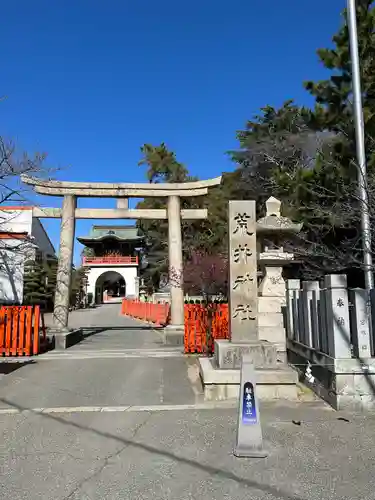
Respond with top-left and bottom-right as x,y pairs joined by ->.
78,225 -> 144,304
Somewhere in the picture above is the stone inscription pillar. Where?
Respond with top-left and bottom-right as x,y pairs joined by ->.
168,195 -> 184,328
324,274 -> 351,359
53,195 -> 76,331
229,200 -> 258,343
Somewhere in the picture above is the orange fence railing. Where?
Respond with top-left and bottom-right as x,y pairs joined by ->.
121,299 -> 229,354
0,305 -> 47,357
184,303 -> 229,355
121,299 -> 170,326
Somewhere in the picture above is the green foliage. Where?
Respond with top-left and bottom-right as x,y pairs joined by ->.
44,259 -> 57,308
136,143 -> 180,287
23,258 -> 87,309
230,100 -> 315,214
70,266 -> 87,307
81,246 -> 94,258
305,0 -> 375,169
23,260 -> 42,305
224,2 -> 375,277
136,143 -> 203,288
23,258 -> 58,309
138,143 -> 189,183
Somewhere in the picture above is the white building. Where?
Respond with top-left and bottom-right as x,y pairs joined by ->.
78,225 -> 143,304
0,207 -> 56,304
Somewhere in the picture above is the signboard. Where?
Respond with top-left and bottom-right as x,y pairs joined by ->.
242,382 -> 257,424
234,355 -> 267,458
228,201 -> 258,343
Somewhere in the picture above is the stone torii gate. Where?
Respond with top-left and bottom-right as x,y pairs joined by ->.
22,175 -> 221,336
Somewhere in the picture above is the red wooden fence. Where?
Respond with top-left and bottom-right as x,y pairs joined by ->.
0,305 -> 47,357
184,303 -> 229,354
121,299 -> 170,326
121,299 -> 229,354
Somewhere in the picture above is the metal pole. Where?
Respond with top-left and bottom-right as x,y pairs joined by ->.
347,0 -> 374,289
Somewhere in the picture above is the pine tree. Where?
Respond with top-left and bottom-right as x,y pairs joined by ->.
136,143 -> 200,290
305,0 -> 375,170
138,143 -> 189,183
230,100 -> 316,217
70,266 -> 87,308
43,259 -> 57,310
23,259 -> 48,307
227,101 -> 361,277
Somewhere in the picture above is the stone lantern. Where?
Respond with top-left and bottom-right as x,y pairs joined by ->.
139,278 -> 147,302
257,197 -> 302,357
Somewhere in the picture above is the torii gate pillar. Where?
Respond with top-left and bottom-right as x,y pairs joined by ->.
53,195 -> 76,331
168,194 -> 184,328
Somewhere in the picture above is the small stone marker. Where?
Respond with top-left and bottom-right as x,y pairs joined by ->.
234,355 -> 267,458
349,288 -> 372,357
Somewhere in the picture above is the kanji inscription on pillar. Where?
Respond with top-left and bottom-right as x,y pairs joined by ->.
229,200 -> 258,342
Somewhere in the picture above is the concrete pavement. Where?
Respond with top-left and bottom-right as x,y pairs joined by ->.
1,401 -> 375,500
0,304 -> 202,409
1,304 -> 375,499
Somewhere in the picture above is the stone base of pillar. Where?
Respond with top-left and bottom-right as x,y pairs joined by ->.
48,327 -> 83,350
198,357 -> 299,401
199,339 -> 299,402
163,324 -> 184,346
214,339 -> 278,370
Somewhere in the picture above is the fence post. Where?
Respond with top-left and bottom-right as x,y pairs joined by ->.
0,308 -> 5,354
370,289 -> 375,357
286,280 -> 300,341
32,305 -> 40,355
11,307 -> 19,356
324,274 -> 351,359
319,286 -> 329,354
302,281 -> 320,349
310,282 -> 321,350
349,288 -> 372,358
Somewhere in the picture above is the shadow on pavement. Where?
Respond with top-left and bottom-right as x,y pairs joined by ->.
77,325 -> 164,342
0,396 -> 303,500
0,361 -> 35,375
80,325 -> 164,332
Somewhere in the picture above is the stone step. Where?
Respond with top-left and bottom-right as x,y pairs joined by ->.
199,357 -> 299,401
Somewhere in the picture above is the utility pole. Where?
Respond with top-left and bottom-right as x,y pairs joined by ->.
347,0 -> 374,289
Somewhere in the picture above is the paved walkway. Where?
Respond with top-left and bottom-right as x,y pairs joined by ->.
44,303 -> 167,351
1,304 -> 375,499
0,304 -> 201,410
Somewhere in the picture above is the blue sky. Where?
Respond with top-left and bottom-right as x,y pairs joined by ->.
2,0 -> 345,264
